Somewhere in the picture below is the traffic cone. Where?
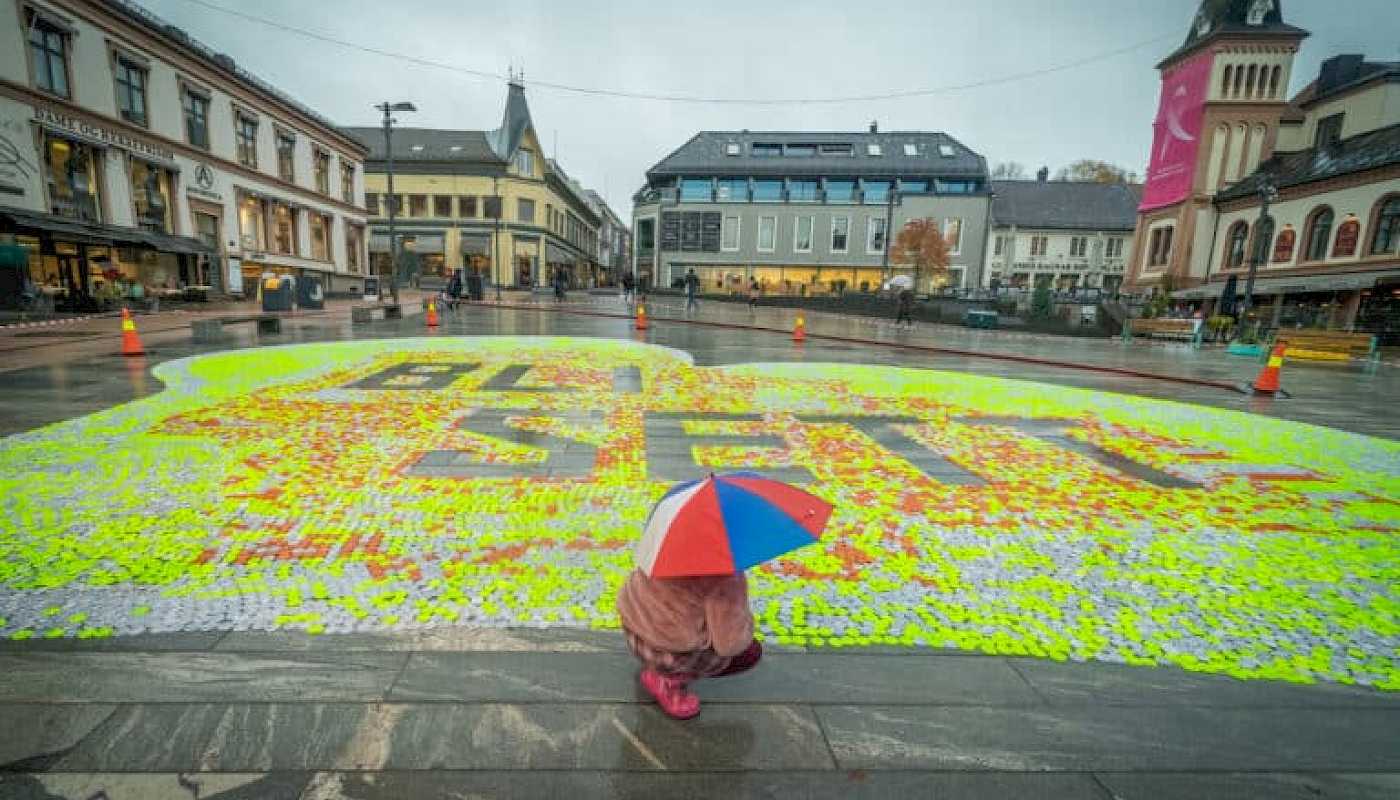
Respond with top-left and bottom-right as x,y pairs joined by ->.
635,304 -> 649,330
793,314 -> 806,343
119,307 -> 144,356
425,299 -> 439,328
1251,342 -> 1287,396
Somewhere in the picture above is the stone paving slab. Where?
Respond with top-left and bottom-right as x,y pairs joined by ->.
1009,657 -> 1400,708
47,703 -> 833,772
815,705 -> 1400,771
0,706 -> 114,770
0,771 -> 1118,800
215,627 -> 627,653
387,653 -> 1041,705
0,653 -> 407,703
0,632 -> 226,653
1095,771 -> 1400,800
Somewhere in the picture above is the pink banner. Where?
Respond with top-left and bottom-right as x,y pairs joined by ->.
1139,51 -> 1213,211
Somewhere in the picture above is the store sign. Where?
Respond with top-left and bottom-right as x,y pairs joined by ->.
33,106 -> 176,165
187,162 -> 223,201
0,101 -> 40,201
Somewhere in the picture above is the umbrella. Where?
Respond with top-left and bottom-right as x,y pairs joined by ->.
636,472 -> 833,578
1218,275 -> 1238,317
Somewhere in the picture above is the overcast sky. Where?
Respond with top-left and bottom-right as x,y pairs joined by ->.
139,0 -> 1397,218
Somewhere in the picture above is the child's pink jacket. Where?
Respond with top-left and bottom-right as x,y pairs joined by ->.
616,569 -> 754,657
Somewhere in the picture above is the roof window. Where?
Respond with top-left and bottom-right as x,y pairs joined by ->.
725,142 -> 740,156
819,143 -> 853,156
903,143 -> 918,156
752,143 -> 782,157
938,144 -> 956,157
450,145 -> 463,152
410,144 -> 425,152
785,143 -> 816,157
866,143 -> 882,156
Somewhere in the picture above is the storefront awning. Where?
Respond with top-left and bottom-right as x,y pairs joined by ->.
1,206 -> 213,253
1173,268 -> 1400,300
546,242 -> 575,265
402,235 -> 444,255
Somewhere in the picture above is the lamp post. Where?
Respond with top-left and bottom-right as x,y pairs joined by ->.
376,100 -> 416,304
1237,180 -> 1278,327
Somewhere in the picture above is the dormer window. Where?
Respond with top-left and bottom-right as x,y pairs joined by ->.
938,144 -> 956,157
866,143 -> 882,156
724,142 -> 740,156
903,143 -> 918,156
515,148 -> 534,176
410,144 -> 424,152
752,143 -> 782,157
819,143 -> 853,156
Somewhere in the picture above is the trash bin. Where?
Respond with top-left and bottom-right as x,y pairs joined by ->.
964,309 -> 999,329
296,274 -> 325,310
466,274 -> 484,301
261,275 -> 294,312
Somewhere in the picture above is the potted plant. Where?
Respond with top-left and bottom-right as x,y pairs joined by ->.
1226,315 -> 1265,357
1206,315 -> 1234,343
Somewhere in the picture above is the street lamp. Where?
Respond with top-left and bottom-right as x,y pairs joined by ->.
375,100 -> 416,304
1237,180 -> 1278,328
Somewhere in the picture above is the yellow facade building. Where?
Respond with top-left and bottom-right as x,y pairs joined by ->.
346,82 -> 600,289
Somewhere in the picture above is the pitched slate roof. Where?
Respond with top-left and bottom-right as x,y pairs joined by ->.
341,127 -> 501,163
989,181 -> 1142,231
645,131 -> 987,181
1160,0 -> 1307,68
1216,122 -> 1400,202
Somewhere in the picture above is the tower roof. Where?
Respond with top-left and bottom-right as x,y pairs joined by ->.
488,80 -> 535,161
1159,0 -> 1307,69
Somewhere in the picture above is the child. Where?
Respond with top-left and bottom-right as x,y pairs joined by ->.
617,569 -> 763,719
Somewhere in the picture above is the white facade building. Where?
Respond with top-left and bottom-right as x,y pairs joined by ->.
0,0 -> 368,302
982,179 -> 1139,293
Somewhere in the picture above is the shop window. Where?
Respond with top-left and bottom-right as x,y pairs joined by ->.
129,158 -> 172,233
459,196 -> 477,217
310,213 -> 330,261
238,195 -> 267,251
1272,224 -> 1296,263
113,57 -> 148,126
434,196 -> 452,217
409,195 -> 428,217
237,113 -> 260,169
28,15 -> 70,98
1224,221 -> 1248,268
183,88 -> 210,149
272,203 -> 297,255
1303,208 -> 1333,261
314,148 -> 331,194
42,136 -> 101,222
1369,197 -> 1400,255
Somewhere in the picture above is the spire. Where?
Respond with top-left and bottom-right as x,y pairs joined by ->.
1161,0 -> 1306,69
488,77 -> 535,161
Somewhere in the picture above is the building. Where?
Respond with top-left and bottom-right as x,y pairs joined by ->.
586,189 -> 630,287
983,174 -> 1140,294
344,81 -> 600,290
1127,0 -> 1308,300
631,126 -> 991,294
1,0 -> 369,305
1126,0 -> 1400,341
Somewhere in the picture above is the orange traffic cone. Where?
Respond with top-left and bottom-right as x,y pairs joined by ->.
119,307 -> 144,356
1251,342 -> 1287,396
635,304 -> 649,330
425,299 -> 439,328
792,314 -> 806,343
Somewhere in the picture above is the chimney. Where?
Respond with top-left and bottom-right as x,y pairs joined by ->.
1318,54 -> 1365,94
869,120 -> 878,134
1036,166 -> 1049,182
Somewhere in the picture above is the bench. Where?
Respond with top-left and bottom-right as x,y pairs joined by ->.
350,303 -> 403,324
1123,318 -> 1203,347
192,314 -> 281,343
1271,329 -> 1378,362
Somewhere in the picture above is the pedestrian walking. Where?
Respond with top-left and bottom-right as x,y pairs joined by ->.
748,278 -> 761,310
553,269 -> 567,303
896,288 -> 914,328
622,272 -> 636,305
684,268 -> 700,314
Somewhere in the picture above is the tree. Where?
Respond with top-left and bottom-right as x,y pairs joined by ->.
991,161 -> 1027,179
1054,159 -> 1139,184
889,218 -> 951,292
1030,281 -> 1053,319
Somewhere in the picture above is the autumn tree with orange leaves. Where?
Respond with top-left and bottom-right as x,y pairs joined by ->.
889,218 -> 951,292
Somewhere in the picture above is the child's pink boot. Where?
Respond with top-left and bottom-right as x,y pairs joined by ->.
640,669 -> 701,719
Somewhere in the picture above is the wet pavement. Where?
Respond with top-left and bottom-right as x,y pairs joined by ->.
1,294 -> 1398,799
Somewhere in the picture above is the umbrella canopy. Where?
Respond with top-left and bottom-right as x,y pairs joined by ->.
636,472 -> 833,578
1218,275 -> 1238,317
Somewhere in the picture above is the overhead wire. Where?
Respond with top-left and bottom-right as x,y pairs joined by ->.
171,0 -> 1174,106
